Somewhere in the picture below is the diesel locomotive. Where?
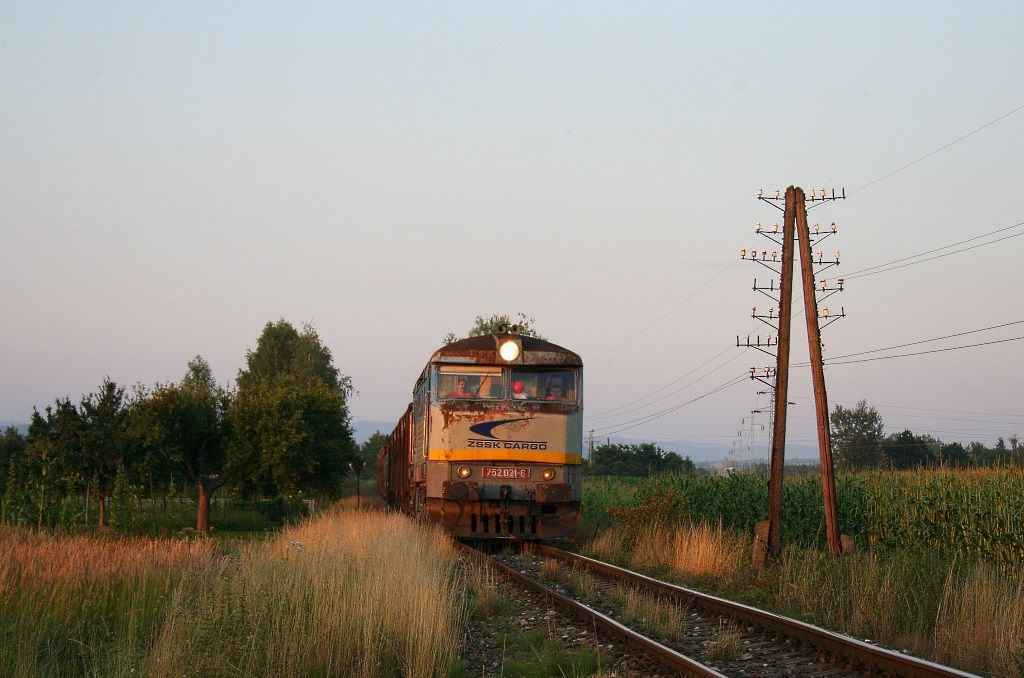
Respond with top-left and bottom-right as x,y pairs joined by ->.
376,333 -> 583,540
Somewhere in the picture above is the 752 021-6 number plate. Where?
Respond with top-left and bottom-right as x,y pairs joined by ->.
482,467 -> 531,479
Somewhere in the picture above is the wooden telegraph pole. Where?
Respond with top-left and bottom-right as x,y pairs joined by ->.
794,188 -> 842,555
766,187 -> 797,559
742,185 -> 846,562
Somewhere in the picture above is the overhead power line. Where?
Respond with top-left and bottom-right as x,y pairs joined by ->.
852,103 -> 1024,193
587,347 -> 744,421
790,394 -> 1024,421
844,224 -> 1024,280
589,373 -> 748,436
591,259 -> 737,362
825,335 -> 1024,366
843,221 -> 1024,278
800,319 -> 1024,364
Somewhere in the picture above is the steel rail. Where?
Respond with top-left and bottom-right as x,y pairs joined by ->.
534,544 -> 979,678
458,542 -> 726,678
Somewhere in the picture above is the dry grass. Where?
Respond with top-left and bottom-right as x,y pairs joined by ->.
585,520 -> 745,581
586,521 -> 1024,677
466,563 -> 508,617
630,523 -> 673,571
334,494 -> 389,511
934,566 -> 1024,677
588,527 -> 625,562
2,507 -> 467,678
612,584 -> 687,641
540,557 -> 561,580
672,521 -> 746,578
565,565 -> 599,600
146,508 -> 466,678
0,525 -> 212,677
0,525 -> 216,591
705,627 -> 742,662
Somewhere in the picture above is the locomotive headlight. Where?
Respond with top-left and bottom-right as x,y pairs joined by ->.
499,340 -> 520,362
457,465 -> 472,478
542,468 -> 556,481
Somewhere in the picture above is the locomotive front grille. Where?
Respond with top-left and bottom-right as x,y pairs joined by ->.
471,512 -> 538,535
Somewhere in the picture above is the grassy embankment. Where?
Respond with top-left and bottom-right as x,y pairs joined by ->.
582,471 -> 1024,677
0,505 -> 464,677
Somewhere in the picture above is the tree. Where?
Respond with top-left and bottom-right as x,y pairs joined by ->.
359,431 -> 388,472
0,427 -> 27,523
135,356 -> 232,532
0,427 -> 26,496
829,400 -> 885,469
237,320 -> 352,395
938,441 -> 969,467
443,313 -> 546,344
24,398 -> 86,527
883,429 -> 935,469
231,320 -> 356,499
78,379 -> 132,528
588,442 -> 695,476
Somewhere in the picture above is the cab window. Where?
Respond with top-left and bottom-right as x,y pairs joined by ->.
436,366 -> 505,400
510,368 -> 577,402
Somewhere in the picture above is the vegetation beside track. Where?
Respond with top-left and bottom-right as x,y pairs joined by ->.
581,472 -> 1024,677
1,508 -> 464,678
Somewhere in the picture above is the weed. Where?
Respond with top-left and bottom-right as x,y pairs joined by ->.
540,557 -> 561,581
705,627 -> 742,662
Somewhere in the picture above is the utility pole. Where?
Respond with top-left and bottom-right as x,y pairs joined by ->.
739,185 -> 846,562
588,429 -> 595,464
767,186 -> 796,559
795,189 -> 843,555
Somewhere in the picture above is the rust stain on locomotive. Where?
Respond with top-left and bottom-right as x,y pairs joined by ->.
438,400 -> 576,430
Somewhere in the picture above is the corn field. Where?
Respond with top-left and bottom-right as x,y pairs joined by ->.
586,468 -> 1024,570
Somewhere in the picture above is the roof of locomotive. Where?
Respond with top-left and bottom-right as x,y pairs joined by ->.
429,334 -> 582,367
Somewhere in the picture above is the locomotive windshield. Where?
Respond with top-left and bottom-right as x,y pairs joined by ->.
435,365 -> 578,402
437,366 -> 505,400
510,368 -> 577,402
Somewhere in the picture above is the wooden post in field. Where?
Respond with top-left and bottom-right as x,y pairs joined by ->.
765,186 -> 797,561
795,188 -> 843,555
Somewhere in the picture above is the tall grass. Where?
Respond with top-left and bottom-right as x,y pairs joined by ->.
147,509 -> 466,677
0,527 -> 214,677
584,523 -> 1024,677
1,509 -> 467,678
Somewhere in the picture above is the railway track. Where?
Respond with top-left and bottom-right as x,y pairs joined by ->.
460,541 -> 978,677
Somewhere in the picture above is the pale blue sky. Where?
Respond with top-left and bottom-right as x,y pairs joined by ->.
3,2 -> 1022,452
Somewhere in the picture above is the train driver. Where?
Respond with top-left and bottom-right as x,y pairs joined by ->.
449,378 -> 473,398
544,381 -> 564,401
511,380 -> 526,399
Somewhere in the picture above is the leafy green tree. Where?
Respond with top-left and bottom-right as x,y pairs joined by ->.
237,320 -> 352,396
359,431 -> 388,473
135,356 -> 233,532
231,320 -> 356,499
830,400 -> 885,469
967,441 -> 992,466
24,399 -> 84,527
0,427 -> 26,499
230,377 -> 352,497
662,451 -> 696,475
78,379 -> 133,528
883,429 -> 935,469
443,313 -> 546,344
589,442 -> 695,476
939,441 -> 970,467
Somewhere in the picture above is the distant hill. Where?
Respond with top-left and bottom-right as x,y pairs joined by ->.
0,421 -> 30,436
603,436 -> 820,463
